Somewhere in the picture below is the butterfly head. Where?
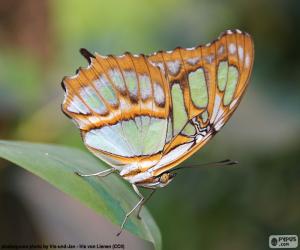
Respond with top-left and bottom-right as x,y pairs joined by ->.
134,171 -> 177,189
138,172 -> 177,189
159,172 -> 176,185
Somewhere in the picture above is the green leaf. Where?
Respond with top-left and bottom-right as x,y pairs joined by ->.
0,140 -> 161,250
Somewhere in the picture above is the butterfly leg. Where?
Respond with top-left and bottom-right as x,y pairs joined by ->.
116,184 -> 144,236
136,189 -> 156,220
75,167 -> 116,177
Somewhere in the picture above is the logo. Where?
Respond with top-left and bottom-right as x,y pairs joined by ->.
269,235 -> 298,248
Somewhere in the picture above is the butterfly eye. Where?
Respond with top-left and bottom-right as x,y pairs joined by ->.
159,173 -> 170,184
159,172 -> 177,184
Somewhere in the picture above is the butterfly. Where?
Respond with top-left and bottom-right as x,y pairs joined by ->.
61,29 -> 254,234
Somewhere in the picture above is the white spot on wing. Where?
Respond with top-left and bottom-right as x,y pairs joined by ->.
139,74 -> 151,99
166,60 -> 181,75
150,61 -> 165,74
186,47 -> 195,51
186,57 -> 200,65
154,82 -> 165,104
196,133 -> 203,142
124,71 -> 138,97
245,53 -> 251,68
229,98 -> 238,109
229,43 -> 237,54
238,46 -> 244,61
214,107 -> 225,123
205,54 -> 214,64
67,96 -> 90,114
214,118 -> 225,131
210,95 -> 221,123
80,86 -> 107,114
108,69 -> 126,91
94,76 -> 118,105
218,45 -> 224,55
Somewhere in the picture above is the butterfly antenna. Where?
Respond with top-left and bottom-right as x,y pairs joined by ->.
170,159 -> 238,172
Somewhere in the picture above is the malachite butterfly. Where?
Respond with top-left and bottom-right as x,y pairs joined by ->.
61,29 -> 254,234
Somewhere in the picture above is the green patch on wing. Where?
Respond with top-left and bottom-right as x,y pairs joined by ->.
124,71 -> 138,97
224,66 -> 239,105
182,122 -> 196,136
143,118 -> 168,154
81,86 -> 107,113
108,69 -> 126,92
201,110 -> 208,123
188,68 -> 208,108
217,61 -> 228,91
122,119 -> 143,155
94,77 -> 117,105
171,84 -> 188,135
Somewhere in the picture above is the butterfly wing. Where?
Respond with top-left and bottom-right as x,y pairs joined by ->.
61,29 -> 254,180
147,29 -> 254,176
62,52 -> 171,169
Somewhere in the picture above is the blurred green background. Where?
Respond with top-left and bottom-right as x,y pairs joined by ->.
0,0 -> 299,249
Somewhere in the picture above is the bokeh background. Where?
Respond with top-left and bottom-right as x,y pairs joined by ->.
0,0 -> 299,249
